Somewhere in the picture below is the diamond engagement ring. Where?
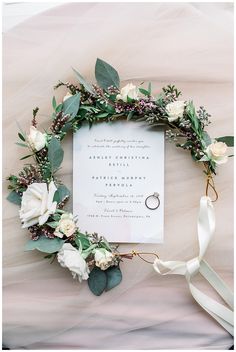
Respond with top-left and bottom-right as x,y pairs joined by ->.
145,192 -> 160,210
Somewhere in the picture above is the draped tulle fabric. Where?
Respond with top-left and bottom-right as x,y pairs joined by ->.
3,3 -> 233,349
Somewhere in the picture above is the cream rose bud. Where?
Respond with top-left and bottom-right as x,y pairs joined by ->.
116,83 -> 139,102
166,101 -> 186,122
94,248 -> 114,270
57,243 -> 90,282
63,92 -> 73,102
206,141 -> 228,164
54,213 -> 76,238
27,126 -> 47,151
19,181 -> 57,228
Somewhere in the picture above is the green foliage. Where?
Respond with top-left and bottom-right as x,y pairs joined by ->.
41,163 -> 52,180
52,96 -> 57,110
20,154 -> 34,160
53,185 -> 70,203
105,266 -> 122,291
201,131 -> 212,147
18,132 -> 25,142
48,136 -> 64,172
162,85 -> 181,101
95,58 -> 120,90
63,93 -> 81,118
46,221 -> 59,229
139,83 -> 151,97
25,237 -> 64,253
7,191 -> 22,205
16,142 -> 28,148
215,136 -> 234,147
99,237 -> 112,251
127,111 -> 134,120
139,88 -> 150,96
95,112 -> 110,119
88,267 -> 107,296
72,68 -> 94,94
186,101 -> 200,134
33,107 -> 39,119
74,233 -> 91,250
88,265 -> 122,295
56,103 -> 63,113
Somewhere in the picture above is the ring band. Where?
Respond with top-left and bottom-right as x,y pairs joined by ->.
145,192 -> 160,210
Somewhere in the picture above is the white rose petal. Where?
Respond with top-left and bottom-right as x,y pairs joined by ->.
94,248 -> 114,271
206,141 -> 228,165
57,243 -> 90,282
19,181 -> 57,228
27,126 -> 46,151
166,101 -> 185,122
116,83 -> 139,102
54,213 -> 76,238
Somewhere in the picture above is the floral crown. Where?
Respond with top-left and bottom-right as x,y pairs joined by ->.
7,58 -> 233,296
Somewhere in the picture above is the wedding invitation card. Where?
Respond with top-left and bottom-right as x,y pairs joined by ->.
73,121 -> 164,243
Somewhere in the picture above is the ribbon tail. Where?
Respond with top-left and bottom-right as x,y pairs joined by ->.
188,280 -> 234,336
200,260 -> 234,309
153,196 -> 234,336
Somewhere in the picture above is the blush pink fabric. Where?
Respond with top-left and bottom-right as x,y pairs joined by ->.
3,2 -> 233,349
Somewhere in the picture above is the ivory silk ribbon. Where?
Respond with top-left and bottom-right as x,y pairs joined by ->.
153,196 -> 234,336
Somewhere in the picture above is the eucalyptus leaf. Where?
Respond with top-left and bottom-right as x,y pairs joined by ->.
20,154 -> 33,160
199,155 -> 210,162
56,103 -> 63,113
88,267 -> 107,296
101,237 -> 112,251
7,191 -> 22,206
46,221 -> 59,229
52,96 -> 57,110
72,67 -> 94,94
48,136 -> 64,172
105,266 -> 122,291
63,93 -> 81,118
18,132 -> 25,142
82,244 -> 98,257
139,88 -> 149,96
15,142 -> 28,148
61,122 -> 73,133
95,58 -> 120,90
103,104 -> 116,114
74,233 -> 90,250
215,136 -> 234,147
127,111 -> 134,120
95,112 -> 110,119
25,237 -> 64,254
191,150 -> 198,161
186,101 -> 200,133
53,185 -> 70,203
127,96 -> 134,103
148,82 -> 152,94
202,131 -> 212,147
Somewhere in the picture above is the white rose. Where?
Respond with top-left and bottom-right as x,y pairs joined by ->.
54,213 -> 76,238
27,126 -> 46,151
116,83 -> 139,102
57,243 -> 90,282
94,248 -> 114,270
206,141 -> 228,165
19,181 -> 57,228
166,101 -> 185,122
63,92 -> 73,102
